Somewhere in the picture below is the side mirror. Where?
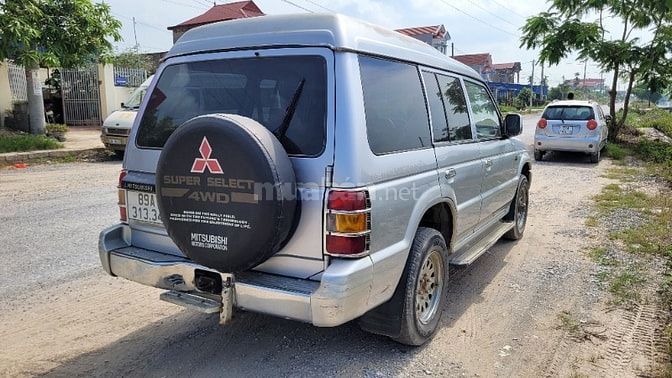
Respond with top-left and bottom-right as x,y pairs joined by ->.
504,113 -> 522,137
605,115 -> 613,123
120,102 -> 125,108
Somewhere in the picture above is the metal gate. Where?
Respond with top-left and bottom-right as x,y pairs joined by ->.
7,62 -> 28,101
61,65 -> 102,126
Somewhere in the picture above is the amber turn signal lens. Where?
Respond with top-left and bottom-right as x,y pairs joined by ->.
118,189 -> 126,206
328,213 -> 367,233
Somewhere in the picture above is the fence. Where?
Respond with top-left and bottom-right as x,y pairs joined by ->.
113,66 -> 147,87
61,65 -> 102,126
8,62 -> 27,102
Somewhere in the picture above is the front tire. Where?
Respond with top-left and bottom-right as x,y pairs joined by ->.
504,175 -> 529,240
394,227 -> 449,346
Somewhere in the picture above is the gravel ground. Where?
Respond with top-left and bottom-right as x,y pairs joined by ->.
0,115 -> 667,376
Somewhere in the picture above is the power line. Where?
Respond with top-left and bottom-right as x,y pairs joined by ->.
280,0 -> 313,13
489,0 -> 527,19
190,0 -> 212,7
300,0 -> 336,13
162,0 -> 205,10
464,0 -> 520,28
437,0 -> 519,38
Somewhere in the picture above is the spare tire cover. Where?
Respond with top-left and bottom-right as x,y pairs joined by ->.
156,114 -> 297,272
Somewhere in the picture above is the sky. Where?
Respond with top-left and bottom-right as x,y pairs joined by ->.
101,0 -> 654,89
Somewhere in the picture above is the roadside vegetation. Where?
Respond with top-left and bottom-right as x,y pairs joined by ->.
0,131 -> 62,153
587,108 -> 672,372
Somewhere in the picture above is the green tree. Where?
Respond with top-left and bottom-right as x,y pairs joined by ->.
516,87 -> 532,109
632,81 -> 662,106
520,0 -> 672,141
0,0 -> 121,134
113,48 -> 153,71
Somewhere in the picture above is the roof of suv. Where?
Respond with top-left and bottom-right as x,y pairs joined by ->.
165,13 -> 480,80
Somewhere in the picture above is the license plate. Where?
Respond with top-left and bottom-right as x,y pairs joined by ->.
559,125 -> 573,134
108,138 -> 122,144
126,191 -> 162,224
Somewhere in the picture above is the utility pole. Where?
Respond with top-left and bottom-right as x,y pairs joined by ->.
530,59 -> 535,108
451,42 -> 454,57
132,17 -> 139,50
540,61 -> 545,101
583,60 -> 587,88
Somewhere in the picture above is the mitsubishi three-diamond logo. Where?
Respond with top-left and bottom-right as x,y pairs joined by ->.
191,137 -> 223,174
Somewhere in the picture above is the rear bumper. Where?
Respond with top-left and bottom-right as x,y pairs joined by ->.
534,134 -> 602,153
100,135 -> 128,151
98,224 -> 374,327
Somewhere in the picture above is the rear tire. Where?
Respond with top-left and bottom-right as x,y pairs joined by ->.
590,149 -> 600,163
113,150 -> 125,159
534,150 -> 544,161
504,175 -> 529,240
393,227 -> 449,346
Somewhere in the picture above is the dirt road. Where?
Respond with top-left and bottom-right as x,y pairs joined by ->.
0,116 -> 666,376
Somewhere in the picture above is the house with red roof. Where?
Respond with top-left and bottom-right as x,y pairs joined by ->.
491,62 -> 521,84
168,1 -> 265,43
451,53 -> 493,80
395,25 -> 450,54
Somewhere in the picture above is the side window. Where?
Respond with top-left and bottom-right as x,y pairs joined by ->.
421,72 -> 449,143
359,56 -> 431,154
464,81 -> 501,139
436,74 -> 472,142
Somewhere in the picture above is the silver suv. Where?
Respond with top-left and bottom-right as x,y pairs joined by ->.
98,14 -> 531,346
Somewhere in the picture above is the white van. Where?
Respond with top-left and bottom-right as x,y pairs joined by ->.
100,75 -> 154,156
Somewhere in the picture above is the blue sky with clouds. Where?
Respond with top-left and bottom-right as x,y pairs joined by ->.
102,0 -> 651,88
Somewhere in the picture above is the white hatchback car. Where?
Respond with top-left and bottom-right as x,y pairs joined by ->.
534,100 -> 609,163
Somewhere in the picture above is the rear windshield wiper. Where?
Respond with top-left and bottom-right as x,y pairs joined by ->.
274,78 -> 305,139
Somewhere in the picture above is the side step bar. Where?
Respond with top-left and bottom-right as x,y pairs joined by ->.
449,221 -> 514,265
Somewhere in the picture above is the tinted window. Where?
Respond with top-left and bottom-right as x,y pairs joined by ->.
436,74 -> 472,142
464,81 -> 501,139
422,72 -> 449,143
543,106 -> 595,121
359,56 -> 431,154
136,56 -> 327,156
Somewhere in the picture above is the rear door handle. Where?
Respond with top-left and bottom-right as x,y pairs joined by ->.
444,168 -> 457,179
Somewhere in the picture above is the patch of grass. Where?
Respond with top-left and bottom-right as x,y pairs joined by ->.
558,311 -> 581,335
585,216 -> 599,227
498,105 -> 518,113
593,184 -> 649,212
604,142 -> 629,160
588,247 -> 619,266
0,134 -> 62,153
609,271 -> 645,305
638,108 -> 672,137
601,166 -> 640,181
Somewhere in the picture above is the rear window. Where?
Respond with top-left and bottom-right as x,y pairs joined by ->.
543,106 -> 595,121
136,55 -> 327,156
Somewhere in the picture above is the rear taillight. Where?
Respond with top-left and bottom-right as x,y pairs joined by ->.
118,170 -> 127,223
537,118 -> 547,129
326,190 -> 370,257
587,119 -> 598,130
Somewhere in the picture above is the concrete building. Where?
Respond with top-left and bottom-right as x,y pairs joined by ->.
451,53 -> 493,81
491,62 -> 521,84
